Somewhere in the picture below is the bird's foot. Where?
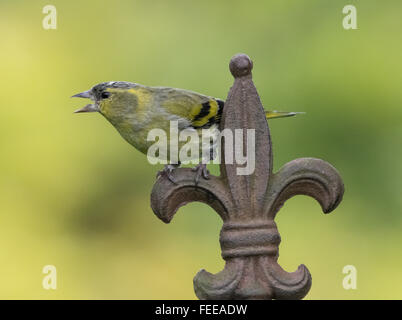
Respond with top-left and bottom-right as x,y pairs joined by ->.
192,163 -> 210,185
156,164 -> 178,184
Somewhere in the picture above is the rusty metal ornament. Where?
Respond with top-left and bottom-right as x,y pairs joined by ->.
150,53 -> 344,300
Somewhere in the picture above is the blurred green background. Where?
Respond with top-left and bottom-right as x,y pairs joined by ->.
0,0 -> 401,299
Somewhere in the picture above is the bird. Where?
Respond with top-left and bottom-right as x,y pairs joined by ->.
72,81 -> 303,183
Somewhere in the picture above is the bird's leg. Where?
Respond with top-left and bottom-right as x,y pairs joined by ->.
192,163 -> 210,185
156,163 -> 180,184
192,146 -> 215,185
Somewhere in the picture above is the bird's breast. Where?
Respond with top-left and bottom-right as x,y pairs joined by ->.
115,116 -> 219,163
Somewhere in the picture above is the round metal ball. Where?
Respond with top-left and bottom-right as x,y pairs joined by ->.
229,53 -> 253,77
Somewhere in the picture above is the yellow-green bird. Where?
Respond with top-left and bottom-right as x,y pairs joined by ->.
72,81 -> 302,183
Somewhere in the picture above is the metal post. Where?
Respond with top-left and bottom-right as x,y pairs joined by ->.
151,53 -> 344,300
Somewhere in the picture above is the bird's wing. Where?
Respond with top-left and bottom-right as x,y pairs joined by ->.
157,88 -> 224,129
157,87 -> 303,129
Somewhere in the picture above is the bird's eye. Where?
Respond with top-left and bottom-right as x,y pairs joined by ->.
101,92 -> 110,99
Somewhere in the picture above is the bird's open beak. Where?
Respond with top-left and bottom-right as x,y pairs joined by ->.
74,104 -> 98,113
72,90 -> 99,113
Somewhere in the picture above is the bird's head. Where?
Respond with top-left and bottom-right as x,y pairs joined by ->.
72,81 -> 139,124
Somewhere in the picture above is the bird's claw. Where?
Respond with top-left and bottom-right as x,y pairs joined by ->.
192,163 -> 210,185
156,163 -> 209,185
156,165 -> 177,184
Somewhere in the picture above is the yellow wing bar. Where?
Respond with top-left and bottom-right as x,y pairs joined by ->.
191,99 -> 223,128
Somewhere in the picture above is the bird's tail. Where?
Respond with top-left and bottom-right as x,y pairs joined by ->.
265,110 -> 305,119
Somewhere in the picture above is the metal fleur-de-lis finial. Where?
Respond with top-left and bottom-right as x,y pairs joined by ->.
150,53 -> 344,300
